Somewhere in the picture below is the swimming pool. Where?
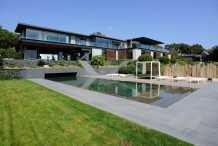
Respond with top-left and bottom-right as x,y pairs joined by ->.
50,77 -> 198,108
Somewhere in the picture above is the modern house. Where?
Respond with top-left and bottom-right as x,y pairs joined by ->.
15,23 -> 170,61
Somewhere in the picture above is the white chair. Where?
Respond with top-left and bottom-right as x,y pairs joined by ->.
172,77 -> 187,82
118,74 -> 127,78
155,76 -> 170,81
189,78 -> 206,84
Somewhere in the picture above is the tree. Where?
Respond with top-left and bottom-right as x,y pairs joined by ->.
0,28 -> 19,49
207,45 -> 218,61
170,49 -> 179,59
165,43 -> 205,58
164,43 -> 180,52
92,32 -> 105,36
0,25 -> 2,30
0,48 -> 20,59
191,44 -> 205,55
154,45 -> 163,49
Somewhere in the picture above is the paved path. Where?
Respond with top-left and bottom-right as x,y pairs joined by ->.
30,78 -> 218,146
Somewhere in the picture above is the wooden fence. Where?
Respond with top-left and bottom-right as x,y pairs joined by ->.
163,63 -> 218,78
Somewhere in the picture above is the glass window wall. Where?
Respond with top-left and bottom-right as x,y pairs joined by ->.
96,37 -> 113,49
76,36 -> 86,45
141,44 -> 150,49
132,41 -> 141,48
26,28 -> 70,43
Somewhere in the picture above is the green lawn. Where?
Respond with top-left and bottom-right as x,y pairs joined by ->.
0,80 -> 192,145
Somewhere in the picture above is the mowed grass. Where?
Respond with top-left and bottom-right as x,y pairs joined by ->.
0,80 -> 192,145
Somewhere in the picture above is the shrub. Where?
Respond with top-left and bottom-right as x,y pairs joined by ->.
0,48 -> 21,59
0,69 -> 21,80
118,66 -> 127,74
111,59 -> 128,65
137,69 -> 142,74
177,61 -> 186,66
57,60 -> 67,66
127,60 -> 136,66
73,61 -> 83,68
126,64 -> 136,74
138,54 -> 152,61
37,59 -> 46,66
91,55 -> 105,66
159,56 -> 170,64
170,58 -> 177,64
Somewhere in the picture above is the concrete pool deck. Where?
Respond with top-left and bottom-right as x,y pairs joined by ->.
30,78 -> 218,146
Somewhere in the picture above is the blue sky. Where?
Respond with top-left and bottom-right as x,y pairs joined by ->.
1,0 -> 218,49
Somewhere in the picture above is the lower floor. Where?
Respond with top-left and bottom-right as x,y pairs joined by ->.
22,46 -> 171,61
19,39 -> 170,61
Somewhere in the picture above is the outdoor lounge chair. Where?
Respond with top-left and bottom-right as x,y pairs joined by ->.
155,76 -> 170,81
172,77 -> 187,82
188,77 -> 206,84
118,74 -> 127,78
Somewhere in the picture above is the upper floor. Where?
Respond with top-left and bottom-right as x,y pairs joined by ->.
15,23 -> 169,53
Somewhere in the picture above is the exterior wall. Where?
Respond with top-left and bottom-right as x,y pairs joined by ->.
23,47 -> 27,59
156,52 -> 161,59
118,50 -> 126,60
92,48 -> 102,57
106,50 -> 116,61
70,35 -> 76,44
151,51 -> 154,58
86,37 -> 90,46
116,51 -> 118,60
133,49 -> 141,60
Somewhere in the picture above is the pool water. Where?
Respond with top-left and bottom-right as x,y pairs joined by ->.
50,77 -> 198,108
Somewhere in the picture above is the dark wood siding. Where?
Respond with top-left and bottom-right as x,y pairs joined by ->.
156,52 -> 161,59
118,50 -> 126,59
106,50 -> 116,61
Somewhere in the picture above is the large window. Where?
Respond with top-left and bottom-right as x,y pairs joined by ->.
141,44 -> 150,49
47,32 -> 58,42
132,41 -> 141,48
96,37 -> 113,49
26,49 -> 37,60
112,41 -> 121,49
26,29 -> 39,40
26,28 -> 70,43
76,36 -> 86,45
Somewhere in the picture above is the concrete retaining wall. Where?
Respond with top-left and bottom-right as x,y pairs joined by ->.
20,68 -> 87,79
15,67 -> 119,79
94,67 -> 119,75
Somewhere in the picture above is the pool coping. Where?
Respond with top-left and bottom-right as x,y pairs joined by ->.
30,78 -> 218,146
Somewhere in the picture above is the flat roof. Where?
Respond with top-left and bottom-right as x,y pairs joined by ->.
127,37 -> 164,45
15,22 -> 164,44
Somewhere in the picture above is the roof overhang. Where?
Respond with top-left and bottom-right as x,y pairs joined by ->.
128,37 -> 164,45
15,22 -> 89,36
20,38 -> 89,50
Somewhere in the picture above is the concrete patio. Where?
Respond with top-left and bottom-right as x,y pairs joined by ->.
30,78 -> 218,146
